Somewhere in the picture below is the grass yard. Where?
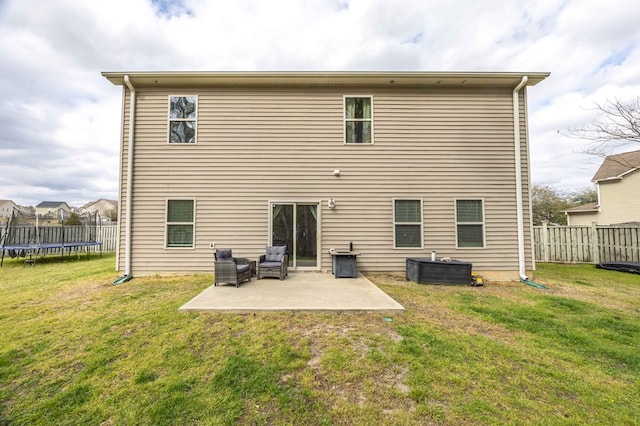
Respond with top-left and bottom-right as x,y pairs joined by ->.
1,255 -> 639,425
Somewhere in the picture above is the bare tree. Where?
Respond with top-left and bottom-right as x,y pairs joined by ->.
571,97 -> 640,157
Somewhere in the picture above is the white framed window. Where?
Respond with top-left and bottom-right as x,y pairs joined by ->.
455,199 -> 485,248
394,199 -> 423,248
168,95 -> 197,144
166,199 -> 195,248
344,96 -> 373,144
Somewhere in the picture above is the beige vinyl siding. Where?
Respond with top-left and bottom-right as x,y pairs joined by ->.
566,212 -> 599,226
596,171 -> 640,225
567,171 -> 640,226
117,85 -> 533,277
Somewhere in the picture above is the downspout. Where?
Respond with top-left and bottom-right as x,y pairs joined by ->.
122,75 -> 135,279
512,76 -> 528,280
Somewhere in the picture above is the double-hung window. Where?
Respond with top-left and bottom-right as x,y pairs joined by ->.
456,199 -> 485,248
166,199 -> 195,248
394,199 -> 423,248
344,96 -> 373,144
169,96 -> 197,144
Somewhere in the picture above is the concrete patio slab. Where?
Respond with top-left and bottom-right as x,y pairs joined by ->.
178,271 -> 405,313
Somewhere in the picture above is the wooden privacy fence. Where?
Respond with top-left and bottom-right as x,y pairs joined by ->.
1,225 -> 118,252
533,223 -> 640,264
98,225 -> 118,252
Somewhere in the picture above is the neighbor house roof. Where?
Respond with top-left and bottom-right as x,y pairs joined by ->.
36,201 -> 70,209
565,202 -> 599,214
80,199 -> 117,209
102,71 -> 550,88
592,149 -> 640,182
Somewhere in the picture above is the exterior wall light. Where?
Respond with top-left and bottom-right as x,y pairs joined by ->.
328,198 -> 336,209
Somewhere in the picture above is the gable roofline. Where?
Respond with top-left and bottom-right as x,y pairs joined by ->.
102,71 -> 550,88
592,149 -> 640,182
36,201 -> 71,209
81,199 -> 118,209
595,168 -> 639,183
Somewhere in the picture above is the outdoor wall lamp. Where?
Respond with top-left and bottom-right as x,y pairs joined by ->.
328,198 -> 336,209
334,169 -> 340,177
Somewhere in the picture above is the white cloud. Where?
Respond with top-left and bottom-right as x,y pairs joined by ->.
1,0 -> 640,206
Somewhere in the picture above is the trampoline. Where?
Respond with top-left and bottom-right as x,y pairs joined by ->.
596,261 -> 640,275
1,209 -> 103,266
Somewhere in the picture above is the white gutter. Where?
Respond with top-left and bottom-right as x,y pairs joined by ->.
123,75 -> 135,277
513,76 -> 528,280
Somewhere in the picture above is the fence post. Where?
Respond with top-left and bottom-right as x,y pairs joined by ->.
591,222 -> 599,265
541,221 -> 549,263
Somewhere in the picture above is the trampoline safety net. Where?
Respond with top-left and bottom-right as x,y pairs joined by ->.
1,208 -> 103,266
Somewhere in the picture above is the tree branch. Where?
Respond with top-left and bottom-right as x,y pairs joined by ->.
567,97 -> 640,158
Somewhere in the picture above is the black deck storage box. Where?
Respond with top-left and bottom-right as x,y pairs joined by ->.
331,252 -> 359,278
406,258 -> 472,285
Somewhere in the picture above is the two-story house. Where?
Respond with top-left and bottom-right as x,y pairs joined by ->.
0,200 -> 20,220
35,201 -> 72,221
103,71 -> 548,280
78,199 -> 118,223
566,149 -> 640,225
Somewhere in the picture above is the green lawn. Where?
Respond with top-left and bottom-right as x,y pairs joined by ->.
1,255 -> 639,425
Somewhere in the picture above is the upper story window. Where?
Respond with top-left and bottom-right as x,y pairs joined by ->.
344,96 -> 373,144
456,199 -> 485,248
169,96 -> 197,144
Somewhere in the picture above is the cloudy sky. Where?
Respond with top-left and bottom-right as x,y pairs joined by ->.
1,0 -> 639,207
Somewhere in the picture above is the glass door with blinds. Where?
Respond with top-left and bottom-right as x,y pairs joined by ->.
271,203 -> 318,269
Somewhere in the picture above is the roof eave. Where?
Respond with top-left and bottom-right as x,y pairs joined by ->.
565,209 -> 600,214
592,168 -> 638,183
593,176 -> 622,183
564,202 -> 601,214
101,71 -> 550,88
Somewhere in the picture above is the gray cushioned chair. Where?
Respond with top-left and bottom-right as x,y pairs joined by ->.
214,248 -> 252,287
257,245 -> 288,280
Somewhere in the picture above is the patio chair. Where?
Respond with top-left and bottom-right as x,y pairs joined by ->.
257,245 -> 288,280
214,248 -> 252,287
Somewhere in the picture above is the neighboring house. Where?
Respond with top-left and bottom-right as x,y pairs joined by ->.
103,71 -> 549,280
78,199 -> 118,223
0,200 -> 20,219
566,150 -> 640,225
35,201 -> 72,220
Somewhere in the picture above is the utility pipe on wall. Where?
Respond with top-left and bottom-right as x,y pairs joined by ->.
123,75 -> 136,277
512,76 -> 528,280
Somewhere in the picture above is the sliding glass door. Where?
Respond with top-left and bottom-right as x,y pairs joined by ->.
271,203 -> 318,268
